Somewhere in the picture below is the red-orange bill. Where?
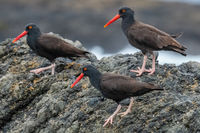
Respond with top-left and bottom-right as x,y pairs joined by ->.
12,31 -> 28,43
104,14 -> 120,28
71,73 -> 84,88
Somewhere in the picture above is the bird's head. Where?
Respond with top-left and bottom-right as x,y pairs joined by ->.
71,65 -> 98,88
25,23 -> 39,33
12,23 -> 40,43
119,7 -> 134,19
81,65 -> 97,76
104,7 -> 134,28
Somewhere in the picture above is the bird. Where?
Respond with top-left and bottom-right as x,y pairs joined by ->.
71,65 -> 163,127
12,23 -> 89,75
104,7 -> 187,76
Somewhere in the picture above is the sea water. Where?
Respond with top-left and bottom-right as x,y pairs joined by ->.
90,45 -> 200,65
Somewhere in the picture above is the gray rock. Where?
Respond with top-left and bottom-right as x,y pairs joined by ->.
0,46 -> 6,58
0,35 -> 200,133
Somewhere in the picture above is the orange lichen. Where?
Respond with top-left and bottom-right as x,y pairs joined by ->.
166,71 -> 171,77
33,78 -> 41,84
82,83 -> 88,89
27,61 -> 40,69
13,47 -> 19,52
10,83 -> 19,91
191,80 -> 198,89
28,86 -> 35,91
64,62 -> 75,69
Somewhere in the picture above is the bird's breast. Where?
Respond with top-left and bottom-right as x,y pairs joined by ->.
27,37 -> 37,51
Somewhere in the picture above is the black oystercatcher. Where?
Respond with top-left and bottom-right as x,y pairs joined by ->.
104,7 -> 187,76
12,23 -> 89,75
71,65 -> 163,127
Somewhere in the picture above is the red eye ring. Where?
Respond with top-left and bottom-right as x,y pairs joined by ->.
122,9 -> 126,13
29,26 -> 32,29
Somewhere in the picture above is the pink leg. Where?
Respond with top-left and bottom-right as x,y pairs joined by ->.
118,97 -> 134,117
30,63 -> 56,75
103,104 -> 122,127
146,53 -> 156,75
51,63 -> 56,75
130,54 -> 149,76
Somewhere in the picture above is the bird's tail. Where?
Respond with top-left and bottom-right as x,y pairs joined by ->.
170,32 -> 183,39
147,83 -> 163,91
167,45 -> 187,56
173,48 -> 187,56
172,46 -> 187,56
79,50 -> 90,59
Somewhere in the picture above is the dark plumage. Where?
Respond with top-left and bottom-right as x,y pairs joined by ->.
100,73 -> 162,103
71,65 -> 163,127
124,21 -> 186,56
12,23 -> 89,75
104,7 -> 187,76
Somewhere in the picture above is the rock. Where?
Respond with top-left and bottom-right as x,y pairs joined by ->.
0,46 -> 6,58
0,35 -> 200,132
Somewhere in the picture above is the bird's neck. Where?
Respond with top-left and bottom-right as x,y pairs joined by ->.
121,15 -> 135,35
88,70 -> 102,90
27,30 -> 41,44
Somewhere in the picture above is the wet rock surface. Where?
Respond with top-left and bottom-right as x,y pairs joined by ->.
0,35 -> 200,133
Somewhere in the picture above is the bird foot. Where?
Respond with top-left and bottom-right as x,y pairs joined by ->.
30,68 -> 44,74
130,67 -> 150,76
145,68 -> 155,75
117,110 -> 131,117
30,64 -> 55,75
103,115 -> 114,127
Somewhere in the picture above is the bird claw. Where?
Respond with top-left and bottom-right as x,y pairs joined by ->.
144,68 -> 152,73
131,67 -> 155,76
117,110 -> 130,117
130,67 -> 146,76
103,116 -> 114,127
30,69 -> 42,74
146,68 -> 155,75
118,109 -> 131,117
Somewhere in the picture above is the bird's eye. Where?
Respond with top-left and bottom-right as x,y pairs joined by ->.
83,67 -> 87,71
122,9 -> 126,13
28,26 -> 32,29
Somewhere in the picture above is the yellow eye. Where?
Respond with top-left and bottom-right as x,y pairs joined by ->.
28,26 -> 32,29
122,9 -> 126,13
83,67 -> 87,71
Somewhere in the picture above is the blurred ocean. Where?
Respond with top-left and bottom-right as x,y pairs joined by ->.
90,45 -> 200,65
163,0 -> 200,4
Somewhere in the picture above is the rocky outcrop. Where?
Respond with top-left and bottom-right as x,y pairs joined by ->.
0,36 -> 200,133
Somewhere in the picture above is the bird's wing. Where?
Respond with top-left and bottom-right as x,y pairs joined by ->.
100,73 -> 155,96
37,34 -> 88,57
127,22 -> 185,50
